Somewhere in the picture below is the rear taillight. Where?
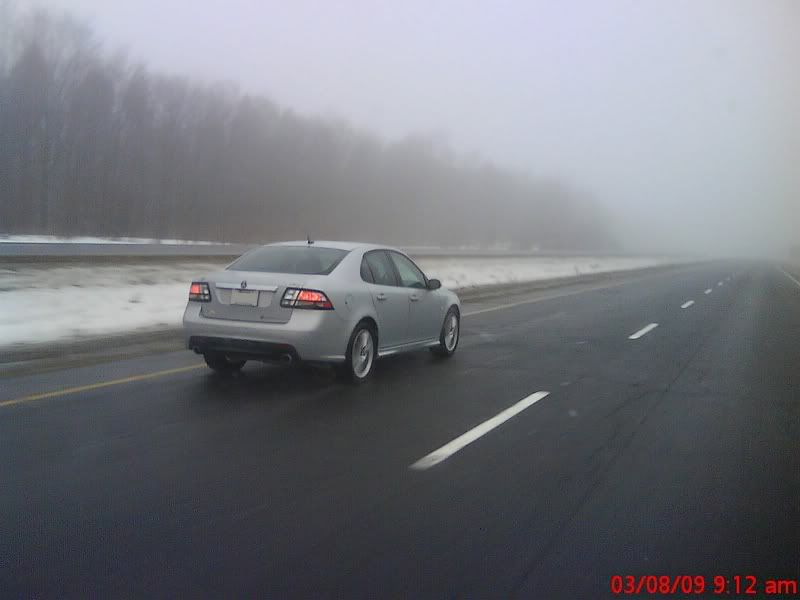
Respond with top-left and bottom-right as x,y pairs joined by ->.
281,288 -> 334,310
189,282 -> 211,302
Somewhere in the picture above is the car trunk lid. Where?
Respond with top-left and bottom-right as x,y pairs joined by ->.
200,270 -> 304,324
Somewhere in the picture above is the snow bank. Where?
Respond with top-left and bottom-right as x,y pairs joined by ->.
420,256 -> 672,290
0,263 -> 221,347
0,256 -> 674,347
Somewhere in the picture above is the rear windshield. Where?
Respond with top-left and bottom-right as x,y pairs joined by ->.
227,246 -> 348,275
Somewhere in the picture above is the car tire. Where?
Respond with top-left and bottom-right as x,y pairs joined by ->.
340,321 -> 377,383
203,352 -> 246,374
431,306 -> 460,357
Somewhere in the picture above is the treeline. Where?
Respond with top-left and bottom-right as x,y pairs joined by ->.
0,5 -> 617,250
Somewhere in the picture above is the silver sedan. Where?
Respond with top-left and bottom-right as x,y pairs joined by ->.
183,241 -> 461,382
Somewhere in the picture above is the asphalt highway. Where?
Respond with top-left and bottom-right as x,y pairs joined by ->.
2,262 -> 799,598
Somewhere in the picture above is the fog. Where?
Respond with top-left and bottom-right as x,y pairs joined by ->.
13,1 -> 800,255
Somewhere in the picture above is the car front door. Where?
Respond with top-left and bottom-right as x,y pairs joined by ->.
363,250 -> 411,349
387,251 -> 441,342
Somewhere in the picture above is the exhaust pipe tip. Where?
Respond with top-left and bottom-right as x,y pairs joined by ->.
279,353 -> 293,365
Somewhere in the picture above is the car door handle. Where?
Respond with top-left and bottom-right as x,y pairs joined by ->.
409,294 -> 420,302
376,293 -> 387,301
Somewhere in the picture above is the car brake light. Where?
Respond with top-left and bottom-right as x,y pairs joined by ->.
281,288 -> 334,310
189,282 -> 211,302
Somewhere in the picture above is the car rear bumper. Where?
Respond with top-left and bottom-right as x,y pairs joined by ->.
188,336 -> 300,361
182,303 -> 348,362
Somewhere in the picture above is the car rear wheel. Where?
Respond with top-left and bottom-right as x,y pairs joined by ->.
203,352 -> 246,374
431,307 -> 459,357
340,322 -> 376,383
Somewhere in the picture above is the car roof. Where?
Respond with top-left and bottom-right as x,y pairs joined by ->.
268,240 -> 402,253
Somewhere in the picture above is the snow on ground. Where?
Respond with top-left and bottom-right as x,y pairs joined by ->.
420,256 -> 672,290
0,256 -> 675,347
0,262 -> 222,347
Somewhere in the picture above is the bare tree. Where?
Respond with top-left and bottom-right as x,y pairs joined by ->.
0,4 -> 617,251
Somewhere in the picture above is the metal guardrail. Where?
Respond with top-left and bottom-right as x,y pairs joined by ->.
0,242 -> 254,259
0,242 -> 666,262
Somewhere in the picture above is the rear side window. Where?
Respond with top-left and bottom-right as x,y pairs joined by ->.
360,257 -> 374,283
364,251 -> 397,286
227,246 -> 348,275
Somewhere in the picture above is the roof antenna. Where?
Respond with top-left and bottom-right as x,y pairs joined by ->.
307,234 -> 314,245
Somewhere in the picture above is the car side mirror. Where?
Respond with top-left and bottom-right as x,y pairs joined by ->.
426,278 -> 441,290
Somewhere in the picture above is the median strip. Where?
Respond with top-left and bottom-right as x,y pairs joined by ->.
410,391 -> 550,470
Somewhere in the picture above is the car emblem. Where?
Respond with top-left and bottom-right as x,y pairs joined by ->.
240,280 -> 247,289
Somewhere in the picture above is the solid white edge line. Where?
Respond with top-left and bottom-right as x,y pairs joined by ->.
778,267 -> 800,289
409,391 -> 550,470
681,300 -> 695,309
628,323 -> 659,340
704,288 -> 713,294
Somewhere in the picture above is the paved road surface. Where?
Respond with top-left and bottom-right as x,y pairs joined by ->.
2,262 -> 799,598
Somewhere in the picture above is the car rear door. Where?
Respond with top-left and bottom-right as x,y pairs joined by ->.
363,250 -> 411,348
387,251 -> 441,342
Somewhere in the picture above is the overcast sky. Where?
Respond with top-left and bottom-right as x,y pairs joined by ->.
40,0 -> 800,254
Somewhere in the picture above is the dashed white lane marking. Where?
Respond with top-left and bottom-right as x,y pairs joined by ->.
681,300 -> 695,309
410,391 -> 550,470
704,288 -> 713,295
717,281 -> 724,287
628,323 -> 659,340
778,267 -> 800,289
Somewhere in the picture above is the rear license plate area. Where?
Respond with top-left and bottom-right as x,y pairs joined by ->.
231,289 -> 259,306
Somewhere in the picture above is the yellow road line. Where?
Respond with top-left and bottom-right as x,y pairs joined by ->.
0,364 -> 204,408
